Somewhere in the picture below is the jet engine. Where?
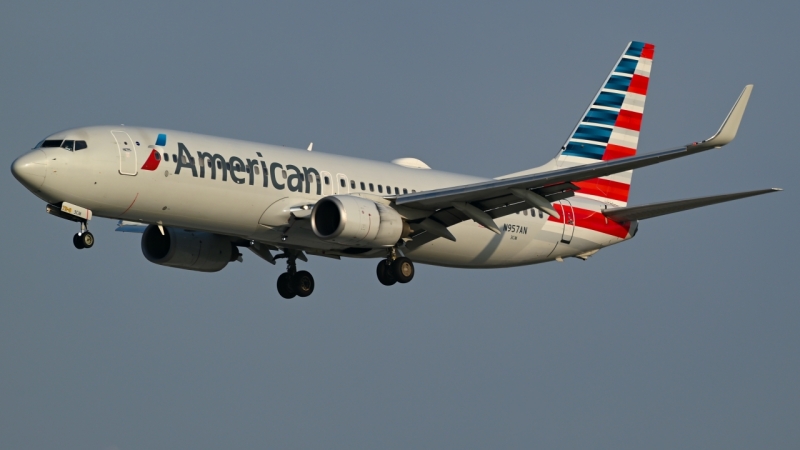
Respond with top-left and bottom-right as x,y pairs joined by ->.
141,225 -> 238,272
311,195 -> 410,247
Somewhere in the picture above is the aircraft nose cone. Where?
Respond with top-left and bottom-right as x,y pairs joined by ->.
11,149 -> 47,190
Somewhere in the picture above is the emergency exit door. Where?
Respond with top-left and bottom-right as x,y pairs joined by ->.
112,131 -> 137,175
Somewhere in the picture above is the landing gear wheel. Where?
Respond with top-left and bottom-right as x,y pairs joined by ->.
277,272 -> 296,299
80,231 -> 94,249
73,233 -> 85,250
292,270 -> 315,297
392,257 -> 414,283
376,260 -> 397,286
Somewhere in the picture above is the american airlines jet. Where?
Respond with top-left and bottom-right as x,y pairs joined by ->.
10,42 -> 780,298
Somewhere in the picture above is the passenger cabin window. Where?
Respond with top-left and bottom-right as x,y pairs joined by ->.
523,210 -> 528,216
154,151 -> 161,161
254,166 -> 260,175
282,170 -> 287,179
386,185 -> 391,193
181,155 -> 188,164
340,178 -> 346,188
164,152 -> 170,160
360,182 -> 365,190
539,210 -> 544,218
217,160 -> 222,169
173,154 -> 178,163
369,183 -> 374,192
350,180 -> 355,189
378,185 -> 383,193
403,188 -> 408,194
395,187 -> 399,195
324,176 -> 330,185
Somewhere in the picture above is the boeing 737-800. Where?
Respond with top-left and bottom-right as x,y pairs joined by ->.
10,42 -> 780,298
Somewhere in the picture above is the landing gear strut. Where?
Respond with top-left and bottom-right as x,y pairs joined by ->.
376,248 -> 415,286
275,250 -> 315,299
72,221 -> 94,250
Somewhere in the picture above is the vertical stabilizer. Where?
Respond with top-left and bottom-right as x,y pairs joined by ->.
555,41 -> 654,206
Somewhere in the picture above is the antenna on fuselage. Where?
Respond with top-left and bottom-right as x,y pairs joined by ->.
307,142 -> 313,151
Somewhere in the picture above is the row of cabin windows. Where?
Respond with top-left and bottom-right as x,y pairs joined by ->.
342,178 -> 413,195
37,139 -> 88,151
516,208 -> 546,218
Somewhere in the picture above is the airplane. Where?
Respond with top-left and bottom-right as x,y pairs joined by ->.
10,41 -> 780,299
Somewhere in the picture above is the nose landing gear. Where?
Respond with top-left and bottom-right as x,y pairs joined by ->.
72,221 -> 94,250
275,250 -> 315,299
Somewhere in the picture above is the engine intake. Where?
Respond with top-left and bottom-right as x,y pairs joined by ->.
141,225 -> 237,272
311,195 -> 410,247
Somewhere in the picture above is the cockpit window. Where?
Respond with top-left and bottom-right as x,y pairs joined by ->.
36,139 -> 88,151
40,140 -> 64,148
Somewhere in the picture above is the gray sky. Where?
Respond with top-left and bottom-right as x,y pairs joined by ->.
1,1 -> 798,449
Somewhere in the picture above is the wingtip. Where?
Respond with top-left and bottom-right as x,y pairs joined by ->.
771,187 -> 783,192
697,84 -> 753,149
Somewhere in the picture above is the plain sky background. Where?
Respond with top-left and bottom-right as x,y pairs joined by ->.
1,1 -> 798,449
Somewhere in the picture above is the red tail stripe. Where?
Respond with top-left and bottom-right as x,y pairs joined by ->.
627,74 -> 649,96
602,143 -> 636,161
574,177 -> 631,202
547,205 -> 631,239
614,109 -> 643,131
641,43 -> 655,60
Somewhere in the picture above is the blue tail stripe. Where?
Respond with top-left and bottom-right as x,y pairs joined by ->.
604,75 -> 632,92
594,92 -> 625,108
563,141 -> 606,159
156,134 -> 167,146
583,108 -> 619,126
625,41 -> 645,57
573,125 -> 612,143
614,58 -> 638,74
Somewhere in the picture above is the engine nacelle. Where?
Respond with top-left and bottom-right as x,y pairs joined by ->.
311,195 -> 410,247
141,225 -> 237,272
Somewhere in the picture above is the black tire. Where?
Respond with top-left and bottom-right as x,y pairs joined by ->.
292,270 -> 315,297
392,257 -> 415,283
376,260 -> 397,286
73,233 -> 85,250
81,231 -> 94,249
277,272 -> 296,299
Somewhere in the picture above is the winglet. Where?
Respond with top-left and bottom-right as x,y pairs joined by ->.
694,84 -> 753,150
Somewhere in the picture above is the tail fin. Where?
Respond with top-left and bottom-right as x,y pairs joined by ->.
555,41 -> 655,206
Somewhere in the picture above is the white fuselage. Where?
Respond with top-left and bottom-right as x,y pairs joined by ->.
19,126 -> 636,268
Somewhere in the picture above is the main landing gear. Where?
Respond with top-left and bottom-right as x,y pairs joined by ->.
275,250 -> 314,299
376,249 -> 415,286
72,221 -> 94,250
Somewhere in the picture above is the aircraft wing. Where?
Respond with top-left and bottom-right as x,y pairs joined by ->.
397,85 -> 752,213
397,85 -> 754,245
602,188 -> 781,222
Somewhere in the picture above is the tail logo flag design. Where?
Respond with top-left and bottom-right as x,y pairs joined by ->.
556,41 -> 654,206
140,133 -> 167,171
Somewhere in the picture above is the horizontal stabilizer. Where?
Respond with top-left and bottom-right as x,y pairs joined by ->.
603,188 -> 781,222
